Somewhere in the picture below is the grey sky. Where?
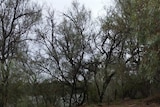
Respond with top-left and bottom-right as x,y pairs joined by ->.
32,0 -> 114,17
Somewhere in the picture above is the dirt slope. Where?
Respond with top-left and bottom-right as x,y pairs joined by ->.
81,95 -> 160,107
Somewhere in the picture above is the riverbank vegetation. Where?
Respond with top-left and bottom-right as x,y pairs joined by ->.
0,0 -> 160,107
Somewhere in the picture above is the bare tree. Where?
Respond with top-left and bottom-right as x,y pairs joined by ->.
89,9 -> 127,103
35,1 -> 94,107
0,0 -> 41,106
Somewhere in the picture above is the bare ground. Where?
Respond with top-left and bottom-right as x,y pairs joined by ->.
81,95 -> 160,107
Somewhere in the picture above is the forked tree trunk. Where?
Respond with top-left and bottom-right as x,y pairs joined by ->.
98,72 -> 115,103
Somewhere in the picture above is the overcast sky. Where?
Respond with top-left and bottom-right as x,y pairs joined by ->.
32,0 -> 114,17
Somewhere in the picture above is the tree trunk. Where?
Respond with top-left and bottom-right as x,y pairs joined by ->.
99,72 -> 115,103
1,63 -> 9,107
69,83 -> 74,107
1,80 -> 9,107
